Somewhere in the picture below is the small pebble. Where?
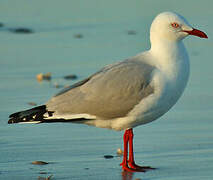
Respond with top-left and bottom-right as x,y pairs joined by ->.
38,175 -> 53,180
53,82 -> 63,88
104,155 -> 114,159
28,102 -> 37,106
117,148 -> 123,156
64,85 -> 70,89
74,34 -> 83,39
36,72 -> 52,82
42,72 -> 52,80
127,30 -> 137,35
63,74 -> 78,80
36,73 -> 43,82
32,161 -> 49,165
9,27 -> 33,34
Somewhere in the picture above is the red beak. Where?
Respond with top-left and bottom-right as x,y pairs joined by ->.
183,28 -> 208,38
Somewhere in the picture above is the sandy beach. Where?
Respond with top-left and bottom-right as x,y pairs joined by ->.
0,0 -> 213,179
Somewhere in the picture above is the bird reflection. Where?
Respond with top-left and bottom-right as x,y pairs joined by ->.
121,171 -> 135,180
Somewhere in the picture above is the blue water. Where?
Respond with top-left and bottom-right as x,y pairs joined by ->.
0,0 -> 213,179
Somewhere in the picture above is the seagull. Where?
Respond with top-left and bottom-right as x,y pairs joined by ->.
8,12 -> 207,172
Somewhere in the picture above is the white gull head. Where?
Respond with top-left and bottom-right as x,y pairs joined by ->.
150,12 -> 208,45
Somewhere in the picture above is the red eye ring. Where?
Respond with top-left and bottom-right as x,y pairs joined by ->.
171,22 -> 180,28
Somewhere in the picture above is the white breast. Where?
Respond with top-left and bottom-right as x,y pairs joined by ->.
121,42 -> 190,128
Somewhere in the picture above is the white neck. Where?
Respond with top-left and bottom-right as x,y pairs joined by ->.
149,40 -> 189,80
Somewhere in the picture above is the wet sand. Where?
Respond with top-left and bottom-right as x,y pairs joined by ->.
0,0 -> 213,179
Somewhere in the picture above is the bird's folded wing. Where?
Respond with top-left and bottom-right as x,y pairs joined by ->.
46,60 -> 154,119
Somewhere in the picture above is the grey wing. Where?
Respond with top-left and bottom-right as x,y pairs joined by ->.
46,60 -> 154,119
54,62 -> 117,97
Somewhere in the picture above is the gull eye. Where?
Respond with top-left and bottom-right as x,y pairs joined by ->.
171,22 -> 180,28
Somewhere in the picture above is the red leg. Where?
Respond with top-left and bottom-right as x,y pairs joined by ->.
120,129 -> 145,172
120,129 -> 130,170
128,128 -> 155,171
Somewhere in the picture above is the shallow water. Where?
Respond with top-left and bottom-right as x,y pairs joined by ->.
1,0 -> 213,179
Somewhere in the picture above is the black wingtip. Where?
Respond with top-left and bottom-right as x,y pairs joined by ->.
8,105 -> 47,124
9,111 -> 19,118
8,118 -> 18,124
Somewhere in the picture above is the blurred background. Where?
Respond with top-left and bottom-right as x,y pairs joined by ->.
0,0 -> 212,179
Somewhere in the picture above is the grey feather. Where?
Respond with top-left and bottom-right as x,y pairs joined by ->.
46,59 -> 154,119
